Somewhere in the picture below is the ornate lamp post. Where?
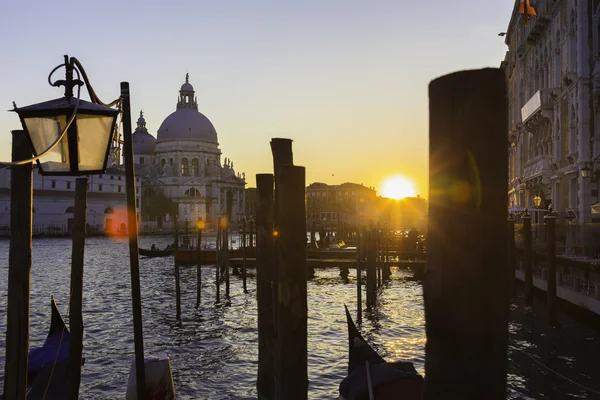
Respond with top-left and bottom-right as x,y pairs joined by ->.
5,55 -> 147,399
12,56 -> 119,175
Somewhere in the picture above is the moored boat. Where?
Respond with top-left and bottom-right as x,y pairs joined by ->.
175,248 -> 257,264
139,247 -> 175,258
25,297 -> 72,399
339,305 -> 423,400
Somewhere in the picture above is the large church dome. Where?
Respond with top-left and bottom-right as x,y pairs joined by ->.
157,74 -> 218,144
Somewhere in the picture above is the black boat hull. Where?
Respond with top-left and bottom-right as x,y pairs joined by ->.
139,248 -> 175,257
340,305 -> 424,400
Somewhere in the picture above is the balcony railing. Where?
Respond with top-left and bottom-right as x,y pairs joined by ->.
523,155 -> 552,180
521,89 -> 554,123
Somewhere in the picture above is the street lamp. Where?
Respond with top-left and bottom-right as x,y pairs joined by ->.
6,55 -> 148,398
12,55 -> 119,175
581,154 -> 600,178
533,194 -> 542,208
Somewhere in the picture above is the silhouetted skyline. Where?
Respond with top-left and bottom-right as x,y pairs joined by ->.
0,0 -> 514,196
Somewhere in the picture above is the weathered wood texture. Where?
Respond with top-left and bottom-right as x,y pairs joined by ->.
274,165 -> 307,400
425,68 -> 509,399
67,178 -> 88,400
3,130 -> 33,400
256,173 -> 275,400
545,214 -> 558,326
523,214 -> 533,305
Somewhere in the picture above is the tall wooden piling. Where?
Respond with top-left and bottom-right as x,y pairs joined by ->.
274,165 -> 307,400
175,262 -> 181,319
174,214 -> 179,250
425,68 -> 508,399
216,218 -> 221,303
242,218 -> 248,293
196,218 -> 203,308
270,137 -> 293,395
507,214 -> 516,297
3,130 -> 33,400
523,212 -> 533,305
545,211 -> 558,326
249,218 -> 254,249
121,82 -> 147,398
256,173 -> 275,399
356,227 -> 363,324
310,220 -> 316,247
67,177 -> 88,400
366,230 -> 377,308
225,192 -> 233,299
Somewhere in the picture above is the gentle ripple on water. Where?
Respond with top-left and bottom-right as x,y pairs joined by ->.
0,236 -> 599,399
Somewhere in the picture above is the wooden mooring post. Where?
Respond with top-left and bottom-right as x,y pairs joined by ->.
225,191 -> 233,299
522,211 -> 533,306
274,165 -> 307,400
376,227 -> 382,288
256,173 -> 275,399
507,214 -> 516,297
270,137 -> 294,397
249,218 -> 254,250
67,177 -> 88,400
356,226 -> 363,324
366,230 -> 377,308
545,211 -> 558,326
242,218 -> 248,293
196,218 -> 203,308
216,217 -> 221,303
425,68 -> 508,399
175,262 -> 181,319
3,130 -> 33,400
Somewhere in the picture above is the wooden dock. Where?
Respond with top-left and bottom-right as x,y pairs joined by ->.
226,257 -> 426,270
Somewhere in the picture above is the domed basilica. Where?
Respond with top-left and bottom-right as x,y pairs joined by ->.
132,74 -> 246,229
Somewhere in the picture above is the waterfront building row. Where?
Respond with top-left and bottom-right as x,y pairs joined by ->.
0,165 -> 140,236
503,0 -> 600,228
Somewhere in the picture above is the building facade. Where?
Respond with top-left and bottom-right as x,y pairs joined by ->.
504,0 -> 600,224
0,164 -> 140,236
134,75 -> 246,230
306,182 -> 378,230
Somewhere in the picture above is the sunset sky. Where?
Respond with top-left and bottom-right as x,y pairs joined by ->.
0,0 -> 514,198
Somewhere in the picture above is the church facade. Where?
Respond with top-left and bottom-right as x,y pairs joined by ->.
133,75 -> 246,230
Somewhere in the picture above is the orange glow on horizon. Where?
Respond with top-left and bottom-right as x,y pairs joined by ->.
380,176 -> 417,200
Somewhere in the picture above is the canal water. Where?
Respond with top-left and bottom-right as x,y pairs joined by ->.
0,236 -> 599,399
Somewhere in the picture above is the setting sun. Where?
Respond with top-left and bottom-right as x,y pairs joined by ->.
380,176 -> 417,200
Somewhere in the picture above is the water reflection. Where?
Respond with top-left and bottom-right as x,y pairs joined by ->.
0,237 -> 599,398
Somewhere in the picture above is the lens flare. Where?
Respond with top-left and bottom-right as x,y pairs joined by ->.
105,206 -> 132,241
380,176 -> 417,200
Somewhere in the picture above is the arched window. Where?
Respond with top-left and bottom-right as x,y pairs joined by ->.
161,159 -> 166,168
184,188 -> 201,198
181,158 -> 189,176
104,207 -> 114,214
192,158 -> 199,176
66,206 -> 75,213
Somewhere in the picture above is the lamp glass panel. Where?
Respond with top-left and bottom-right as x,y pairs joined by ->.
24,115 -> 70,172
76,114 -> 115,171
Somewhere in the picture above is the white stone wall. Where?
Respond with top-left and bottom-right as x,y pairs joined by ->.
0,166 -> 142,235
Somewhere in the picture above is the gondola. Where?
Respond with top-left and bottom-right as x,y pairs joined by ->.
26,297 -> 71,399
339,305 -> 424,400
139,246 -> 175,258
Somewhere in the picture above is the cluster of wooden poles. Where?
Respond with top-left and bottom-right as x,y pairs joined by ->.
352,227 -> 394,324
172,209 -> 258,319
507,209 -> 560,326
